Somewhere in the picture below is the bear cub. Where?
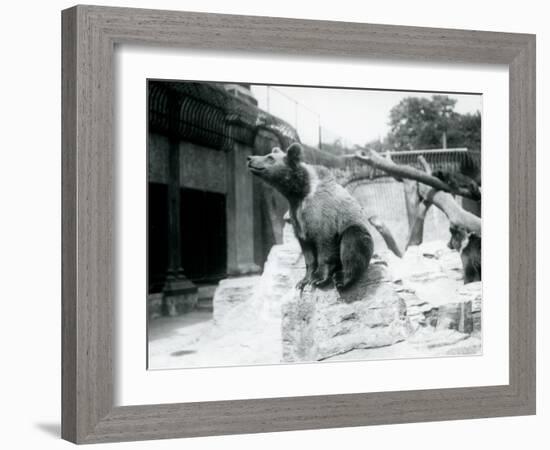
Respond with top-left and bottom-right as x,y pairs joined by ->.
247,143 -> 374,290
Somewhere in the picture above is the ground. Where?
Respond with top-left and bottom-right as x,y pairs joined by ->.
148,238 -> 481,370
148,310 -> 214,369
148,310 -> 481,368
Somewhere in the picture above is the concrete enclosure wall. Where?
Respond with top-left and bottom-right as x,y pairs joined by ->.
352,177 -> 452,252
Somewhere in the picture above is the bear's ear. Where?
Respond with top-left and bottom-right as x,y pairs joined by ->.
285,143 -> 303,167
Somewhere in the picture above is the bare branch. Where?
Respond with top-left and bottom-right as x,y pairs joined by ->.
417,155 -> 432,175
353,150 -> 481,235
426,190 -> 481,235
405,200 -> 431,249
385,150 -> 403,181
354,149 -> 480,201
368,215 -> 403,258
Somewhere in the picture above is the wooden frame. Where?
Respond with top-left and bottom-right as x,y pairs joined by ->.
62,5 -> 536,444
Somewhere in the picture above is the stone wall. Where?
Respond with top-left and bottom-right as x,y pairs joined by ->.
179,142 -> 227,194
352,177 -> 452,251
148,133 -> 228,193
148,133 -> 170,184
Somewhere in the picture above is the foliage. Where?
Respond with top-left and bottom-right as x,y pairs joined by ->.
373,95 -> 481,152
447,111 -> 481,152
321,95 -> 481,155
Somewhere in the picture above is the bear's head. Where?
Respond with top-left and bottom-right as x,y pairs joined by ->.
448,224 -> 468,251
247,143 -> 309,200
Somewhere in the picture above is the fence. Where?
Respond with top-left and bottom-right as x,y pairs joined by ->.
344,148 -> 481,187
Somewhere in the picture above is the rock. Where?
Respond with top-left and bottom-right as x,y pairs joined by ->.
326,331 -> 481,361
392,241 -> 481,334
408,328 -> 471,349
200,223 -> 304,367
389,240 -> 463,283
457,281 -> 482,332
162,278 -> 199,316
393,284 -> 433,332
435,301 -> 473,334
204,236 -> 482,367
213,275 -> 261,324
282,260 -> 412,362
409,280 -> 481,336
252,242 -> 304,321
385,242 -> 482,359
147,292 -> 163,320
392,242 -> 464,307
193,273 -> 280,366
213,219 -> 303,325
277,239 -> 481,363
458,281 -> 482,311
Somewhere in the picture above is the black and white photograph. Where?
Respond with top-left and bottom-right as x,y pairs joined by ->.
147,80 -> 482,370
1,0 -> 543,446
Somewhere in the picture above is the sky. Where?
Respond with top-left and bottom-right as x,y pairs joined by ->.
251,84 -> 482,148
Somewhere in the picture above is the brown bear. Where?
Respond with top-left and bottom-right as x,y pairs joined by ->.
247,143 -> 373,290
448,225 -> 481,284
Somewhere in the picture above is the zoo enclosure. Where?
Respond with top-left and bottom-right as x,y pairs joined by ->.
147,80 -> 481,314
343,148 -> 481,251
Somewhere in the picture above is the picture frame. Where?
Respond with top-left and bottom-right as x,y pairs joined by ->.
61,4 -> 536,444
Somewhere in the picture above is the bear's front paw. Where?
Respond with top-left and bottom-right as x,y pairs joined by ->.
296,277 -> 310,291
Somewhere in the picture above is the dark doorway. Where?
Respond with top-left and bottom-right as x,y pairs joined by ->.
180,188 -> 227,283
148,183 -> 168,293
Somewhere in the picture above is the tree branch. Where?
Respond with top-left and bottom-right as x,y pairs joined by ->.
354,149 -> 480,200
352,151 -> 481,235
425,189 -> 481,235
368,215 -> 403,258
417,155 -> 432,175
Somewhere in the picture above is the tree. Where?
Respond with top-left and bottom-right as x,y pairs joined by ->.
364,137 -> 388,153
385,95 -> 480,151
447,111 -> 481,151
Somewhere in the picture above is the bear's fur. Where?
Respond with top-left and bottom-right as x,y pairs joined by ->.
247,143 -> 374,290
448,225 -> 481,284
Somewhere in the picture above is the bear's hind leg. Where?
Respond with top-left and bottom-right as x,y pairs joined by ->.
335,225 -> 374,290
296,239 -> 317,290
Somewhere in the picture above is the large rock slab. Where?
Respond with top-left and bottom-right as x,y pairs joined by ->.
279,236 -> 482,363
282,260 -> 412,362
